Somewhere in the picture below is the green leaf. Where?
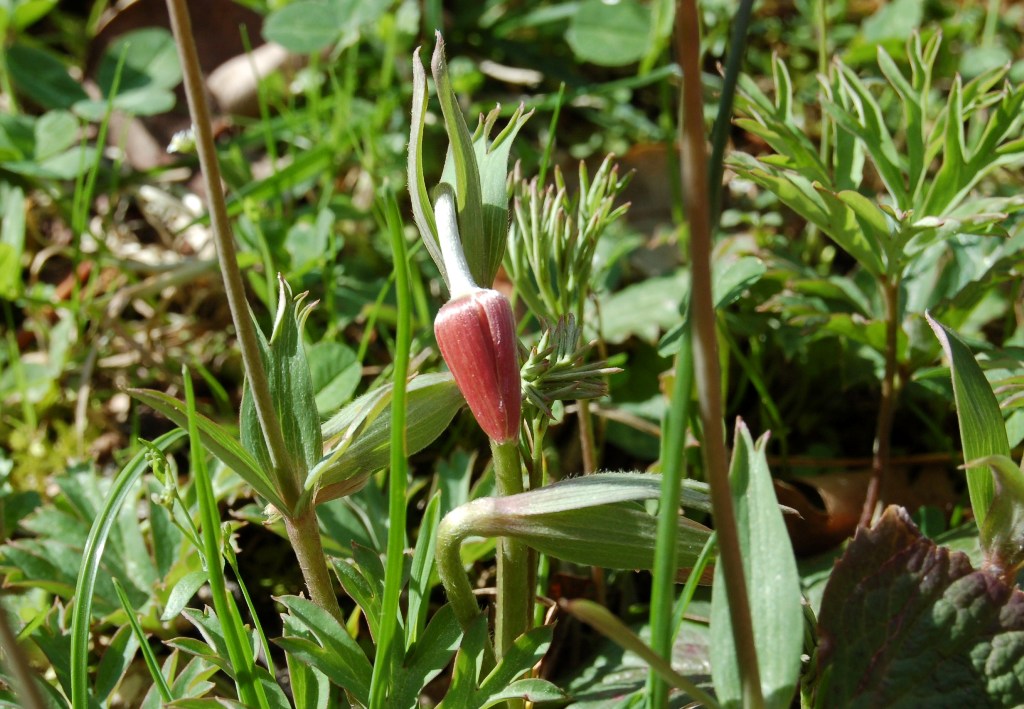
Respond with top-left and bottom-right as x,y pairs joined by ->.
475,626 -> 553,702
0,186 -> 25,300
406,493 -> 441,648
98,28 -> 181,98
240,276 -> 323,510
69,430 -> 186,709
926,314 -> 1010,527
161,570 -> 209,622
309,373 -> 463,505
710,421 -> 802,709
478,679 -> 566,707
968,455 -> 1024,577
308,341 -> 360,416
467,104 -> 532,289
93,624 -> 139,703
33,110 -> 78,160
562,599 -> 718,706
392,604 -> 463,709
566,0 -> 652,67
817,505 -> 1024,706
7,43 -> 88,110
274,595 -> 373,705
444,472 -> 712,573
262,1 -> 342,53
127,388 -> 286,512
431,35 -> 487,288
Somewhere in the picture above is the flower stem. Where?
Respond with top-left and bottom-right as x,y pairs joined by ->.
164,0 -> 295,504
859,277 -> 901,527
436,505 -> 484,630
492,438 -> 529,659
284,507 -> 344,623
676,0 -> 764,706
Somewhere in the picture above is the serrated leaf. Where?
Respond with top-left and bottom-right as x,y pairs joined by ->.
817,505 -> 1024,706
711,421 -> 802,709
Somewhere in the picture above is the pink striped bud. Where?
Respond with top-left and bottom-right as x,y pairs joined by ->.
435,288 -> 522,443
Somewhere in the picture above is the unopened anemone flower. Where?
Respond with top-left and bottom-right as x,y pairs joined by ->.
432,188 -> 522,443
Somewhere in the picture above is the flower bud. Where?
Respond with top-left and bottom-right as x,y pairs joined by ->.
435,288 -> 522,442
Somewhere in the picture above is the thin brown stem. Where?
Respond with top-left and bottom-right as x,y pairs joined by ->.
578,400 -> 597,474
164,0 -> 297,508
284,507 -> 344,623
859,278 -> 901,528
676,1 -> 764,706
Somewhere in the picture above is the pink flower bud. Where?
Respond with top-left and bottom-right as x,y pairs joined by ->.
435,288 -> 522,443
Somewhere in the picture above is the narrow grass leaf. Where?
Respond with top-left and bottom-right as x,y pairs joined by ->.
111,578 -> 173,704
70,429 -> 185,709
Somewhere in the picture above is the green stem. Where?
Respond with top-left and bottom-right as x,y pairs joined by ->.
647,323 -> 694,708
492,438 -> 529,660
284,508 -> 343,623
164,0 -> 295,505
436,506 -> 484,630
675,1 -> 764,706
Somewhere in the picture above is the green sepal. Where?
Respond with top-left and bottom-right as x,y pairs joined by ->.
303,373 -> 465,507
240,275 -> 323,509
440,102 -> 533,288
407,34 -> 531,291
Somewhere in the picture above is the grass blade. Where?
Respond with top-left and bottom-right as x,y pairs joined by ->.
70,429 -> 185,709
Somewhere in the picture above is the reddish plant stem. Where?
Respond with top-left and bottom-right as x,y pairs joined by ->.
859,277 -> 901,528
676,0 -> 764,706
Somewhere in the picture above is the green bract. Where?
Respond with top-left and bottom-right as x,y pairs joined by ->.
408,32 -> 532,291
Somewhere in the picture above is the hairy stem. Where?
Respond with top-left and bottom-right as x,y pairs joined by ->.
284,507 -> 344,623
859,277 -> 900,527
676,1 -> 764,706
164,0 -> 295,505
436,508 -> 483,630
493,438 -> 530,660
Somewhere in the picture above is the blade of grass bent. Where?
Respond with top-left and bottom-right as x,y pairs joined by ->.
71,428 -> 185,709
563,599 -> 719,708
